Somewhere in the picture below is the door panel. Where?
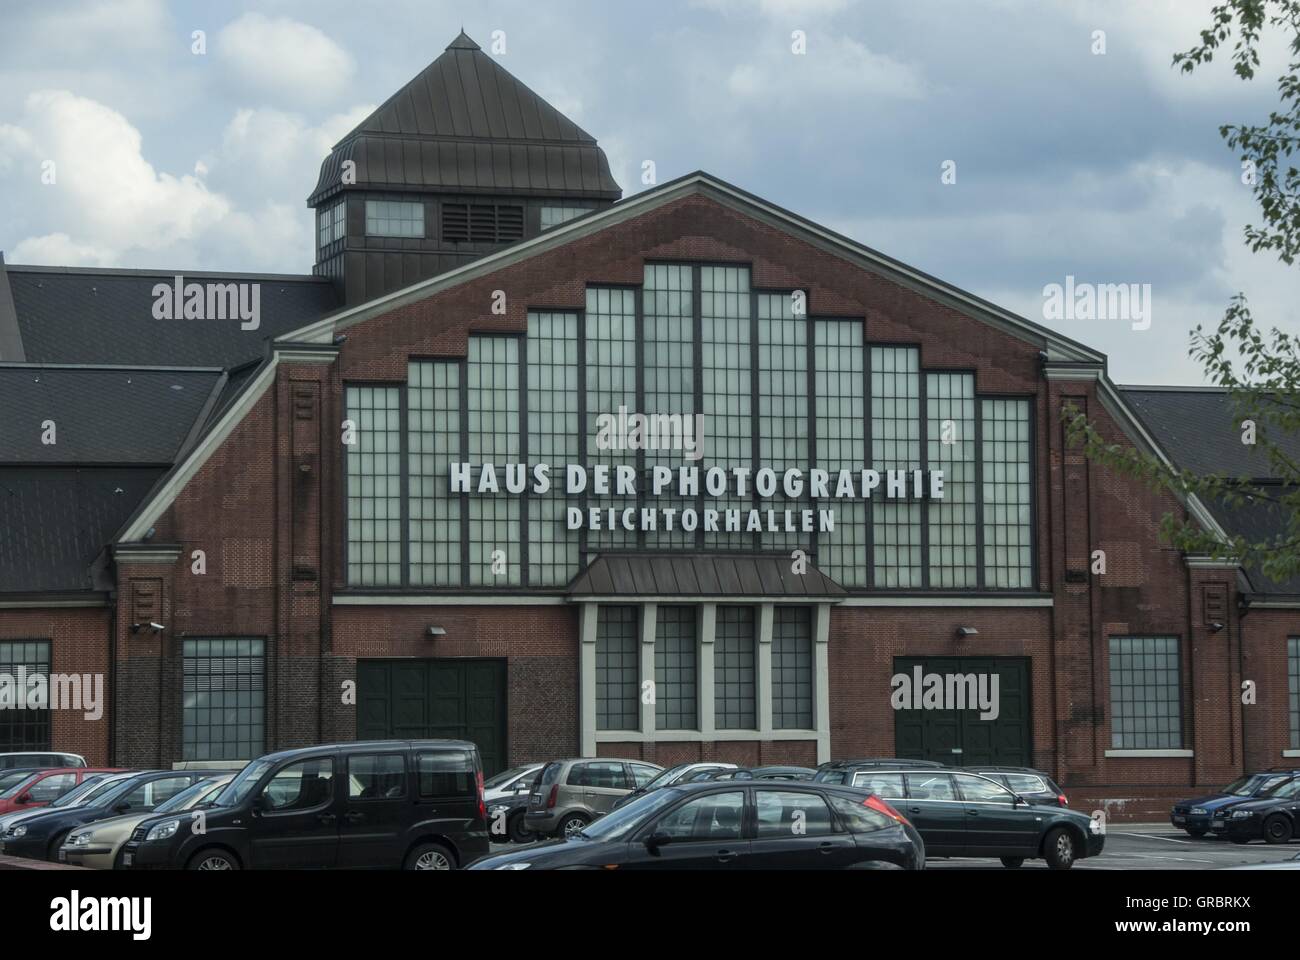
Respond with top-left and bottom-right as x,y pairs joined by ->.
893,657 -> 1031,767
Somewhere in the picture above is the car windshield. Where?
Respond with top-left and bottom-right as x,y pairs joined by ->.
1225,774 -> 1279,796
1261,778 -> 1300,800
51,776 -> 112,807
153,778 -> 217,813
212,759 -> 274,807
578,788 -> 684,841
0,770 -> 38,792
0,773 -> 40,799
484,766 -> 534,789
640,764 -> 692,791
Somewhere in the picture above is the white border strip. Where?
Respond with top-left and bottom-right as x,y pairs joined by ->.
1104,749 -> 1194,758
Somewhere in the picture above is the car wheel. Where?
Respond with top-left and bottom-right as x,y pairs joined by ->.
1263,815 -> 1293,845
1000,856 -> 1025,869
1185,827 -> 1207,838
557,813 -> 589,838
188,848 -> 239,871
508,812 -> 535,845
405,841 -> 456,870
1043,827 -> 1076,870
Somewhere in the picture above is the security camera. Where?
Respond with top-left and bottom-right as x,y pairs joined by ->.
150,622 -> 165,632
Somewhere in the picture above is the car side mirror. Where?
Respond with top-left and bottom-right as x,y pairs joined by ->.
114,802 -> 131,813
14,793 -> 30,805
644,831 -> 672,854
1012,794 -> 1028,806
250,795 -> 264,815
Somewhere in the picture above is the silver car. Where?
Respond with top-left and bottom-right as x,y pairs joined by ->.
524,758 -> 662,838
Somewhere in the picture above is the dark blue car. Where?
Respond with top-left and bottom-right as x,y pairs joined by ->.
1171,769 -> 1300,837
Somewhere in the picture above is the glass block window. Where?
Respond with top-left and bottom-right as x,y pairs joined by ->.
408,361 -> 461,586
528,312 -> 580,586
467,336 -> 521,586
701,266 -> 752,549
596,606 -> 639,731
346,385 -> 403,586
365,200 -> 424,238
654,606 -> 698,730
981,398 -> 1033,589
871,346 -> 922,587
182,637 -> 265,762
715,606 -> 756,729
0,641 -> 50,751
927,372 -> 977,588
318,201 -> 344,250
757,293 -> 809,552
540,206 -> 589,230
1109,636 -> 1182,750
816,320 -> 867,586
644,264 -> 695,549
1289,638 -> 1299,750
586,287 -> 639,550
772,607 -> 813,729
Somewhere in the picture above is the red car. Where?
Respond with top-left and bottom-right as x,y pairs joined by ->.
0,767 -> 125,815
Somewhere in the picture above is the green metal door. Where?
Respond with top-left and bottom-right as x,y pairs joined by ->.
356,659 -> 507,774
892,657 -> 1030,767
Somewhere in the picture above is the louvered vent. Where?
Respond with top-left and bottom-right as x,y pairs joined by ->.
442,202 -> 525,243
442,203 -> 469,242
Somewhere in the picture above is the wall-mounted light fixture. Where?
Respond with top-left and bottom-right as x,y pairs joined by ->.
955,626 -> 979,640
1208,621 -> 1225,634
426,625 -> 447,638
131,622 -> 165,634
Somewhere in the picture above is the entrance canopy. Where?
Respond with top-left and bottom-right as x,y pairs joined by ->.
566,553 -> 846,601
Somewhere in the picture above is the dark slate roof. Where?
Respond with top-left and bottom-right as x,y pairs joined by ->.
3,265 -> 339,367
568,554 -> 847,598
308,32 -> 621,205
1212,492 -> 1300,596
1122,387 -> 1300,480
0,366 -> 222,464
0,467 -> 165,593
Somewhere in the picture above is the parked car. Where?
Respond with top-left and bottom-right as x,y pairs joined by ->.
0,773 -> 127,835
473,779 -> 924,870
687,765 -> 817,782
526,758 -> 663,836
1214,775 -> 1300,845
60,774 -> 235,869
120,739 -> 488,870
0,766 -> 125,815
837,767 -> 1102,869
483,763 -> 544,803
1171,769 -> 1300,837
487,789 -> 537,844
813,758 -> 946,784
612,762 -> 736,810
965,766 -> 1068,807
0,770 -> 210,860
0,752 -> 86,771
0,768 -> 48,793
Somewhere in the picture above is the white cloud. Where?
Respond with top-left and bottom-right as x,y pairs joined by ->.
695,0 -> 850,19
9,232 -> 115,267
216,13 -> 355,105
725,33 -> 925,103
215,103 -> 372,200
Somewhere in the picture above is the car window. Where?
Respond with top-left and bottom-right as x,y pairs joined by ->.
154,779 -> 219,814
416,749 -> 474,797
538,762 -> 563,787
630,764 -> 659,787
261,758 -> 335,812
905,773 -> 957,800
852,772 -> 905,798
955,774 -> 1015,803
349,754 -> 407,800
0,773 -> 40,800
1003,774 -> 1047,793
483,766 -> 533,790
755,790 -> 835,839
26,773 -> 75,802
819,770 -> 846,785
1263,778 -> 1300,800
568,761 -> 630,790
828,795 -> 896,833
653,791 -> 745,841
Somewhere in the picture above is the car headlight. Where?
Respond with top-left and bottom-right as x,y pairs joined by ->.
1190,807 -> 1207,815
70,831 -> 92,846
10,826 -> 26,838
489,805 -> 508,815
146,818 -> 180,841
495,862 -> 532,870
1231,809 -> 1253,819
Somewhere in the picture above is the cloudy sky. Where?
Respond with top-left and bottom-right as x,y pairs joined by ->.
1,0 -> 1297,383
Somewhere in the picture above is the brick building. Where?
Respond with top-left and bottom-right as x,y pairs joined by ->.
1,33 -> 1296,816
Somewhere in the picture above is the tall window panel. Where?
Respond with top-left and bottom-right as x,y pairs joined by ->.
643,264 -> 695,549
408,361 -> 461,586
981,398 -> 1033,589
701,266 -> 752,548
715,606 -> 757,729
527,312 -> 580,586
757,293 -> 810,552
655,606 -> 698,730
926,372 -> 978,587
346,385 -> 403,586
596,606 -> 639,731
870,346 -> 922,587
1109,636 -> 1182,749
772,607 -> 813,729
182,638 -> 265,762
816,320 -> 867,586
585,287 -> 638,550
467,336 -> 521,586
1289,638 -> 1299,750
0,641 -> 50,750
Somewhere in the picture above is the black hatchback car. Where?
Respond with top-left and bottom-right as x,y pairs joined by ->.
120,739 -> 488,870
1216,775 -> 1300,844
472,780 -> 925,870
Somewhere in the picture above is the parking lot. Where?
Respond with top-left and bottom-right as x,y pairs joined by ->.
924,825 -> 1300,870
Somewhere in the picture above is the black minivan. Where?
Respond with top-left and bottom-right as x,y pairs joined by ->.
120,740 -> 488,870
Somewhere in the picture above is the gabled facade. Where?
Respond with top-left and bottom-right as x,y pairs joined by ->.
0,35 -> 1295,816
